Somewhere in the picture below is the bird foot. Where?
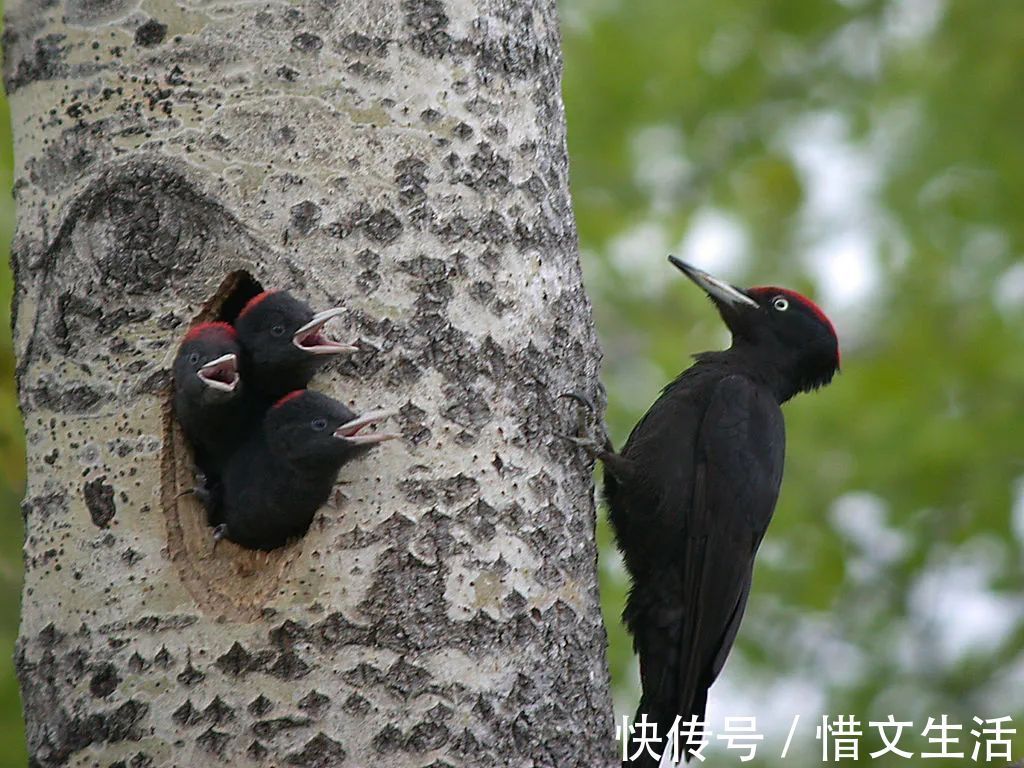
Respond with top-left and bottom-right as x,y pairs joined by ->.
194,484 -> 213,508
554,433 -> 607,458
556,391 -> 612,459
211,524 -> 228,552
176,469 -> 212,503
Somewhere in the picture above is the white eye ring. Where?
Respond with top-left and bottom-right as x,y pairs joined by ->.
773,296 -> 789,311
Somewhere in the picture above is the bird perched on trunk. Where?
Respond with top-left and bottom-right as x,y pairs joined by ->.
215,389 -> 399,551
566,257 -> 839,766
234,291 -> 359,403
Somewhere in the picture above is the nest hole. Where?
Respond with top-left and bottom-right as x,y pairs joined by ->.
162,271 -> 305,621
213,271 -> 263,324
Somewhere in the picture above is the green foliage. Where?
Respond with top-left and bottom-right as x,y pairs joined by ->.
562,0 -> 1024,763
0,21 -> 27,765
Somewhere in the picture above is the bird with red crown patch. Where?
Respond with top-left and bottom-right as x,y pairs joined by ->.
562,257 -> 839,765
173,322 -> 252,524
214,390 -> 400,551
234,290 -> 360,403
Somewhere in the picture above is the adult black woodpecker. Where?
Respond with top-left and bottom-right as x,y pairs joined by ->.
234,290 -> 359,403
570,257 -> 839,765
216,389 -> 398,551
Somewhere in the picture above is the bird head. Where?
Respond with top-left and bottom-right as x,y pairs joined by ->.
235,291 -> 359,371
173,322 -> 241,403
669,256 -> 840,398
265,390 -> 399,469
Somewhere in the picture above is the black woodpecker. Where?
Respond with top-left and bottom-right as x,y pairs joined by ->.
569,257 -> 839,765
234,290 -> 359,403
173,322 -> 248,519
215,389 -> 398,551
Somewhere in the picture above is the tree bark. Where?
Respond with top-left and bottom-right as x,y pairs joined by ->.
3,1 -> 613,766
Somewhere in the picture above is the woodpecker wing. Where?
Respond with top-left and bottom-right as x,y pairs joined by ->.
675,374 -> 785,725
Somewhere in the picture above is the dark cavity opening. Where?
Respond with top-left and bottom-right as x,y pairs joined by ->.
174,271 -> 263,522
163,270 -> 302,621
213,272 -> 264,324
176,269 -> 263,502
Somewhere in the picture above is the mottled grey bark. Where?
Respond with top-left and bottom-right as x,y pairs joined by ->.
4,1 -> 613,766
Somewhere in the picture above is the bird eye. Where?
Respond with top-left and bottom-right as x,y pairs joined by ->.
311,418 -> 327,432
773,296 -> 789,312
188,352 -> 200,365
271,324 -> 286,337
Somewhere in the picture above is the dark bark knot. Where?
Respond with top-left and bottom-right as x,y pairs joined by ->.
134,19 -> 167,47
292,32 -> 323,53
88,663 -> 121,698
83,476 -> 116,528
4,32 -> 68,92
47,162 -> 233,296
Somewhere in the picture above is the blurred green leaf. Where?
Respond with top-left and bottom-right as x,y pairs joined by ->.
563,0 -> 1024,763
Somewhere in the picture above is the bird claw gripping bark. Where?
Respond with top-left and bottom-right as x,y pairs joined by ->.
187,469 -> 226,527
175,469 -> 215,507
174,467 -> 204,501
328,486 -> 347,510
193,473 -> 214,507
555,392 -> 612,459
211,523 -> 228,552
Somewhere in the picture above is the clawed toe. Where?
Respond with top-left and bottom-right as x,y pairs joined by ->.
555,432 -> 606,458
212,524 -> 228,552
558,391 -> 596,413
554,432 -> 597,448
555,391 -> 612,459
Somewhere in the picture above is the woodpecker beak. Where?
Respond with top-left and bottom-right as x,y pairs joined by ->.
668,256 -> 758,309
197,354 -> 240,392
293,308 -> 360,355
334,409 -> 401,445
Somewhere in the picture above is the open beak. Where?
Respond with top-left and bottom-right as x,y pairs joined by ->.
293,308 -> 360,355
197,353 -> 240,393
334,408 -> 401,445
668,256 -> 758,308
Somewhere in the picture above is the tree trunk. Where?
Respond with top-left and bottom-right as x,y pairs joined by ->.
3,1 -> 613,765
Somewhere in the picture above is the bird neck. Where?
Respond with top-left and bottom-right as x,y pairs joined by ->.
285,452 -> 346,477
693,347 -> 799,403
264,432 -> 346,476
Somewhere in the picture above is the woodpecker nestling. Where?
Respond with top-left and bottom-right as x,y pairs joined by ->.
234,290 -> 359,402
173,321 -> 247,474
566,257 -> 839,765
215,390 -> 398,551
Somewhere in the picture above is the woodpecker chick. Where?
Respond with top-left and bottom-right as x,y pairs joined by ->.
173,322 -> 247,471
566,257 -> 839,765
234,291 -> 359,401
216,390 -> 399,551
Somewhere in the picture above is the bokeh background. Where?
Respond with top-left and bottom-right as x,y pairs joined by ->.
562,0 -> 1024,764
0,0 -> 1021,765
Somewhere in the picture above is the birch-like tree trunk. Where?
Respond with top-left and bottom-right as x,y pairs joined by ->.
3,1 -> 613,765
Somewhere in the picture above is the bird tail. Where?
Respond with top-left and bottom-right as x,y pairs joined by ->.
625,591 -> 709,766
626,691 -> 707,767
